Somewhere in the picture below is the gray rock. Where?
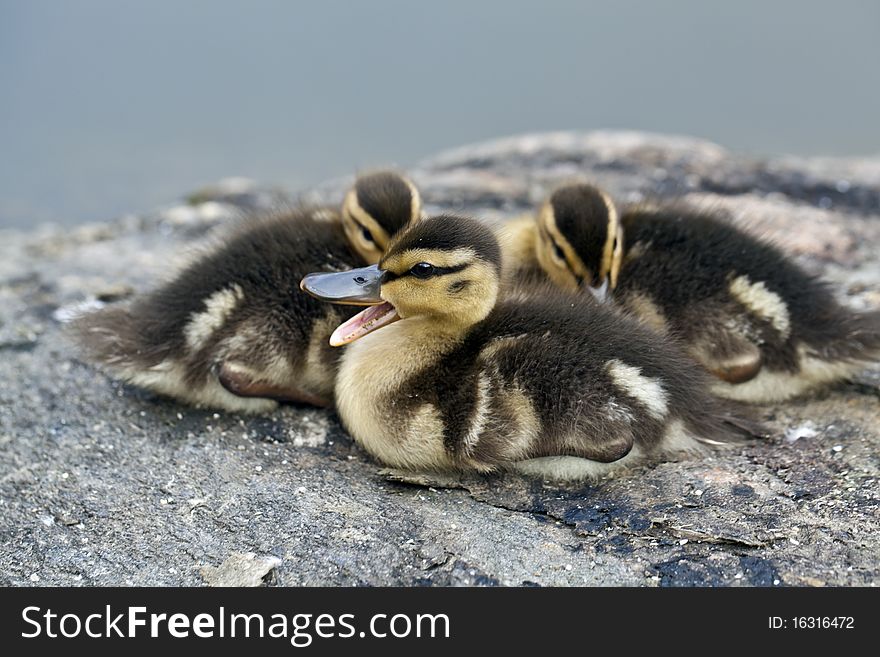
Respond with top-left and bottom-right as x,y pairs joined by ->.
200,552 -> 282,587
1,131 -> 878,587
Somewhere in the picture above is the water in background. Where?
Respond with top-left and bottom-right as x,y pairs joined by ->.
2,0 -> 879,228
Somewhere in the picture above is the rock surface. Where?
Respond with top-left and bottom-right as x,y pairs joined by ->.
1,130 -> 878,587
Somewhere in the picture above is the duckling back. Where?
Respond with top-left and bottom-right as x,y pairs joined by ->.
617,205 -> 880,401
468,289 -> 756,474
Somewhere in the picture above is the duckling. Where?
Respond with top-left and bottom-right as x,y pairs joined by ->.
301,214 -> 758,480
70,171 -> 422,413
527,183 -> 880,402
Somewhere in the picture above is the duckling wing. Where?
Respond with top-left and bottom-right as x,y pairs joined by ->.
622,286 -> 766,384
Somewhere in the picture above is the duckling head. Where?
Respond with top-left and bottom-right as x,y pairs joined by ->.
342,171 -> 422,264
536,183 -> 623,300
302,214 -> 502,345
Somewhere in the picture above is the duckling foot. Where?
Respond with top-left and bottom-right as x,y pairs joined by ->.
710,356 -> 763,384
217,362 -> 331,408
696,345 -> 763,384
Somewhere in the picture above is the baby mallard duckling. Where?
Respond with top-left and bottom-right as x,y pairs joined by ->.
341,170 -> 422,263
529,183 -> 880,402
71,171 -> 421,413
301,214 -> 758,480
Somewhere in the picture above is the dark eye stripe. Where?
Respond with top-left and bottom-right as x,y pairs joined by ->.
349,217 -> 377,245
541,228 -> 581,278
382,262 -> 467,282
411,262 -> 467,278
540,225 -> 570,262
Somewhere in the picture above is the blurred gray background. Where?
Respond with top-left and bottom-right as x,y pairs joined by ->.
1,0 -> 878,229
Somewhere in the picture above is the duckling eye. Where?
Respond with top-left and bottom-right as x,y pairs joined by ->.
410,262 -> 435,278
554,244 -> 565,260
361,226 -> 375,244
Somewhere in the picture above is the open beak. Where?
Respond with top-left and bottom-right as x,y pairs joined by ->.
300,265 -> 400,346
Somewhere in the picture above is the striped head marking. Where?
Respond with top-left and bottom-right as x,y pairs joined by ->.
536,183 -> 623,299
342,171 -> 422,264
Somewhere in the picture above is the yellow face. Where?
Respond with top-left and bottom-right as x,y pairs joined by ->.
379,247 -> 499,328
342,189 -> 393,264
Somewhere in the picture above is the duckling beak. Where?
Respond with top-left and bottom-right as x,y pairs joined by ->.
300,265 -> 400,346
300,265 -> 384,305
587,277 -> 610,303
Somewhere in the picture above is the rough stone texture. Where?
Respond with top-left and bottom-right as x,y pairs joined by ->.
1,130 -> 878,587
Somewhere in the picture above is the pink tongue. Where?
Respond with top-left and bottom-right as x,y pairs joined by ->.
329,302 -> 399,346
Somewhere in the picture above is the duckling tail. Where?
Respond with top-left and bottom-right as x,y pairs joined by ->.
68,305 -> 167,370
685,398 -> 769,449
717,404 -> 771,440
811,308 -> 880,365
